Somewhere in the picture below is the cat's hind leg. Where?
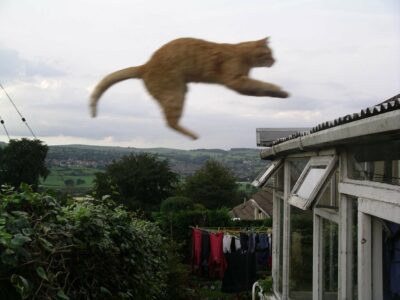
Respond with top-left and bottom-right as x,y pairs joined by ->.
225,76 -> 289,98
145,81 -> 199,140
163,101 -> 199,140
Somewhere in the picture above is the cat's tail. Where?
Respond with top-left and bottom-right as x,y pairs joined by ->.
90,66 -> 144,117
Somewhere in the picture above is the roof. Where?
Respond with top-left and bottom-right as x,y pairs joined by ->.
256,128 -> 310,147
230,189 -> 273,220
251,189 -> 273,216
271,94 -> 400,147
260,93 -> 400,159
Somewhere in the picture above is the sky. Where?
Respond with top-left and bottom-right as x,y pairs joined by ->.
0,0 -> 399,150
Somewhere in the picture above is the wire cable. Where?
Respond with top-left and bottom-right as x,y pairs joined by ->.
0,115 -> 10,140
0,83 -> 37,139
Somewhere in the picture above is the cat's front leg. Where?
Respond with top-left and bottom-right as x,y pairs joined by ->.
225,77 -> 289,98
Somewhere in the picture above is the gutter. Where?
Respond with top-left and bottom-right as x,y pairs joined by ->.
260,109 -> 400,160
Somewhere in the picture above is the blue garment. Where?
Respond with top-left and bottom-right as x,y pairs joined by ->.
389,223 -> 400,296
258,233 -> 269,250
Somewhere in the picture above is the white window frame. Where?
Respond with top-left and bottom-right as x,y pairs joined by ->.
312,170 -> 340,300
252,159 -> 283,188
289,156 -> 338,210
340,175 -> 400,300
357,197 -> 400,300
272,194 -> 284,300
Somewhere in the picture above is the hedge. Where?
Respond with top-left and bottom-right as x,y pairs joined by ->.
0,184 -> 169,299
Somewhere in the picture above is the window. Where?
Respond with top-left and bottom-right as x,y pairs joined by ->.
357,198 -> 400,300
322,219 -> 338,300
316,169 -> 339,209
289,159 -> 309,190
314,178 -> 340,300
348,140 -> 400,186
252,159 -> 283,188
381,220 -> 400,299
289,206 -> 313,299
289,156 -> 338,210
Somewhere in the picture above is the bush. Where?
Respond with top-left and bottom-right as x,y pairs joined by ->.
0,184 -> 168,299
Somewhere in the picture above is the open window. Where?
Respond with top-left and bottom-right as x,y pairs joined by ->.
252,159 -> 283,188
288,156 -> 338,210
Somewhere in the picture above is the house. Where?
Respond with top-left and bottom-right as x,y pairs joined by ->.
230,189 -> 273,220
253,94 -> 400,300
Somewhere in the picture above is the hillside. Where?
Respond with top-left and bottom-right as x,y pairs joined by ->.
46,145 -> 268,181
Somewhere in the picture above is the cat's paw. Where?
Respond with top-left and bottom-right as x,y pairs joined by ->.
190,133 -> 199,140
278,90 -> 290,98
271,90 -> 290,98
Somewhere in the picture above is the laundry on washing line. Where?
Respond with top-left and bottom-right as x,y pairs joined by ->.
190,226 -> 272,293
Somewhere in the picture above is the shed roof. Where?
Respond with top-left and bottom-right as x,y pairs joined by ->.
271,94 -> 400,147
260,94 -> 400,159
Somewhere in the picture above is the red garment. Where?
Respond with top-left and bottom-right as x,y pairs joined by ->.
192,229 -> 202,268
209,232 -> 227,279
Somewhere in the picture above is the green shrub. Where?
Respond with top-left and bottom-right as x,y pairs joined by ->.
0,184 -> 168,299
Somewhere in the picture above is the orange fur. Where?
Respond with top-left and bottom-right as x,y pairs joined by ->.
90,37 -> 289,139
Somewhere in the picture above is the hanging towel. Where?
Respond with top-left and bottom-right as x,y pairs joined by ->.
192,228 -> 202,269
209,232 -> 227,279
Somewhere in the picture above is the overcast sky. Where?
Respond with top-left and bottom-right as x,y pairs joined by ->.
0,0 -> 399,149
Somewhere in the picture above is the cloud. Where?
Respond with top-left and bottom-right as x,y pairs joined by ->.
0,47 -> 64,80
0,0 -> 399,149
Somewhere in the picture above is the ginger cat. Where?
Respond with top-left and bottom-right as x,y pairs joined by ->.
90,37 -> 289,139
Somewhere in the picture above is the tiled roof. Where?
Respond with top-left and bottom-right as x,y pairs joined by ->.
230,189 -> 273,220
271,94 -> 400,146
251,190 -> 273,216
230,201 -> 255,220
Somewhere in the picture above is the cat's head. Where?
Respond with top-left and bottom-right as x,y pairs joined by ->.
240,37 -> 275,68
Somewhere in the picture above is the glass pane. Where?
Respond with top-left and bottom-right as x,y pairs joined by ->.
316,169 -> 339,209
322,219 -> 338,300
348,140 -> 400,186
275,166 -> 284,193
296,166 -> 326,199
290,159 -> 309,190
289,206 -> 313,299
253,159 -> 282,187
382,220 -> 400,299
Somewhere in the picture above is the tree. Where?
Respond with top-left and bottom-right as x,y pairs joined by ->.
76,178 -> 85,185
64,179 -> 75,187
160,196 -> 194,213
93,153 -> 178,211
0,139 -> 49,190
184,159 -> 238,209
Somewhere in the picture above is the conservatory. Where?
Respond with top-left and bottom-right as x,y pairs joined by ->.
254,94 -> 400,300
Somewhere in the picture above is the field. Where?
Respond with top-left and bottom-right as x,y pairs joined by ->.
40,166 -> 100,191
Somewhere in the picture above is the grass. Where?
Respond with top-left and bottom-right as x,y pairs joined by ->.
41,166 -> 101,189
